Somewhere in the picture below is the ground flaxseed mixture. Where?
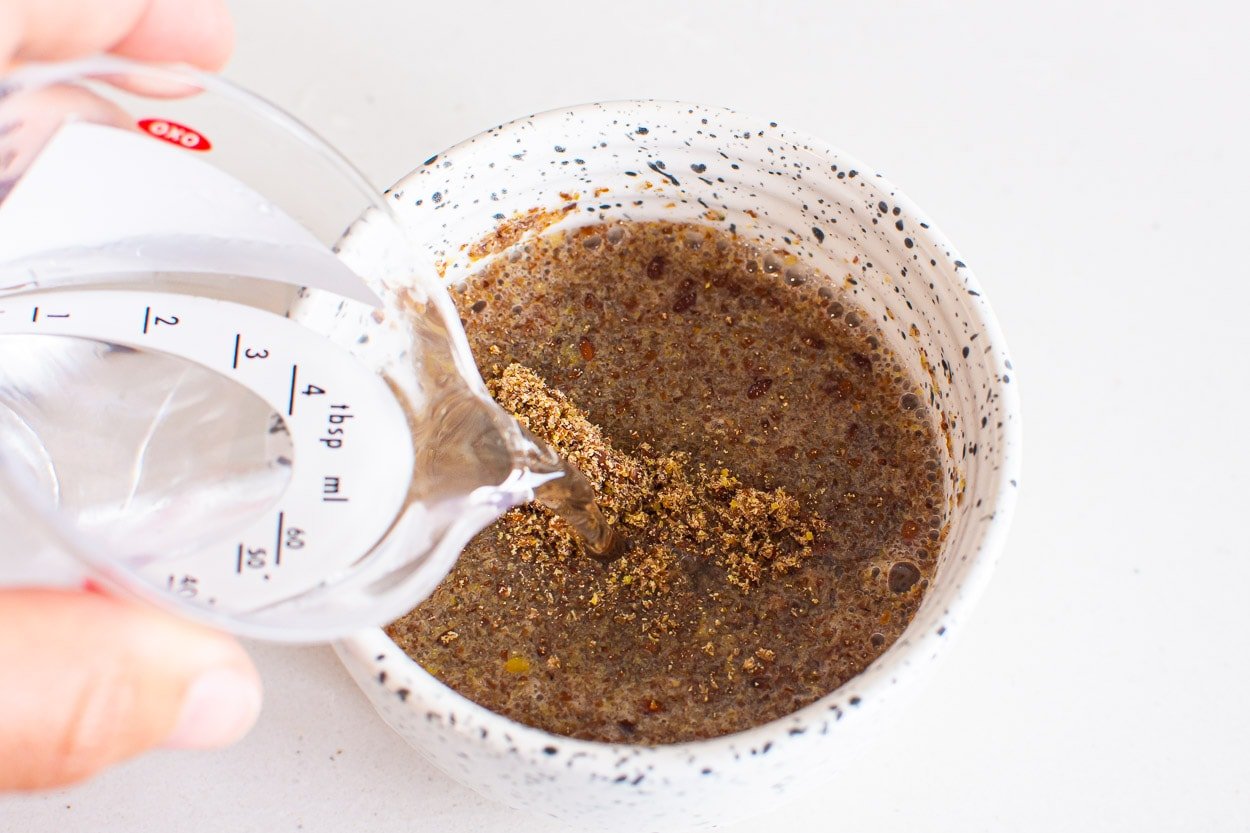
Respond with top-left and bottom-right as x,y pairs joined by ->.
386,220 -> 947,744
489,363 -> 827,596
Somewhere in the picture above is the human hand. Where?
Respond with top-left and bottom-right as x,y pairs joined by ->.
0,0 -> 260,793
0,0 -> 233,70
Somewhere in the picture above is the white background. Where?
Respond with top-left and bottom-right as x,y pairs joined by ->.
6,0 -> 1250,830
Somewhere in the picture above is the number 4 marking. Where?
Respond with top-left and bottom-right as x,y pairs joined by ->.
302,384 -> 325,397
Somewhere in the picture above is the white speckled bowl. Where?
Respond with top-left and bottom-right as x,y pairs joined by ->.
335,101 -> 1021,830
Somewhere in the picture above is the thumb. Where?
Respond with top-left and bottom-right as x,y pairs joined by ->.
0,588 -> 262,792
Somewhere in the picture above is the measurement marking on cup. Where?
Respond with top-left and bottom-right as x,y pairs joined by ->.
323,475 -> 348,503
232,333 -> 241,369
142,306 -> 151,333
287,365 -> 298,416
274,511 -> 285,566
235,543 -> 244,574
45,313 -> 69,318
30,306 -> 37,322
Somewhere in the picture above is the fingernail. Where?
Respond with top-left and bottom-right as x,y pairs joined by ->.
164,668 -> 262,750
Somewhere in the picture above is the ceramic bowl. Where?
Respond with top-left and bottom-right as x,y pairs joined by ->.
335,100 -> 1021,830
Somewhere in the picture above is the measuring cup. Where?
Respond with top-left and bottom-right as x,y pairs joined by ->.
0,57 -> 558,641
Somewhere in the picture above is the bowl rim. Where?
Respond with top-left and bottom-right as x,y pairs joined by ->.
337,97 -> 1022,763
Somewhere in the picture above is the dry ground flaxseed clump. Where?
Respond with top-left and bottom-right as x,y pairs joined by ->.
386,220 -> 947,744
490,363 -> 826,596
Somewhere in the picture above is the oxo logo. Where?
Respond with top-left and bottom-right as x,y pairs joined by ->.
137,119 -> 212,151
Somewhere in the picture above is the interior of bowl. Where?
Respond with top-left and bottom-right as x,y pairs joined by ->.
370,100 -> 1021,732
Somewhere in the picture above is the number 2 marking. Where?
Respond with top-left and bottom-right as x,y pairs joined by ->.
143,307 -> 178,334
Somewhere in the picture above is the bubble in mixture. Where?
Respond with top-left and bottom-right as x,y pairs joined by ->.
784,266 -> 808,286
888,562 -> 921,593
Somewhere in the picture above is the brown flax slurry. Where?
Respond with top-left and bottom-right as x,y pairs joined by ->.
386,221 -> 947,744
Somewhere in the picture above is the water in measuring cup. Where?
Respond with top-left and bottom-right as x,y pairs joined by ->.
0,332 -> 294,560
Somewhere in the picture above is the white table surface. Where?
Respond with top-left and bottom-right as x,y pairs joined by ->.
6,1 -> 1249,830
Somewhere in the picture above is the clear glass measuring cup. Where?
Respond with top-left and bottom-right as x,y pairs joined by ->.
0,57 -> 590,640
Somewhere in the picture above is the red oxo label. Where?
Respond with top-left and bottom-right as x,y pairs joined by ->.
137,118 -> 212,151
